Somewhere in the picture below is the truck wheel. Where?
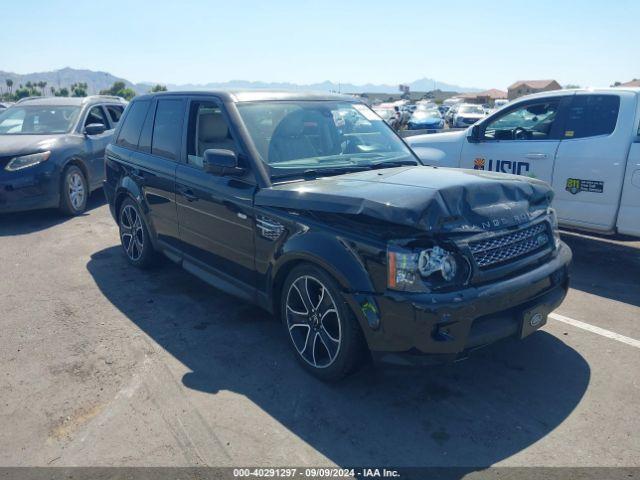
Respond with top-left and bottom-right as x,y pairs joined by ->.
118,198 -> 155,268
281,264 -> 367,381
59,165 -> 88,215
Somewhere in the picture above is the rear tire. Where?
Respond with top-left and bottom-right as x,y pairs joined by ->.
281,264 -> 367,381
118,198 -> 155,268
59,165 -> 88,216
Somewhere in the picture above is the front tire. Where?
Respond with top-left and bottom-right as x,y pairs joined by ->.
118,198 -> 155,268
281,264 -> 367,381
59,165 -> 88,215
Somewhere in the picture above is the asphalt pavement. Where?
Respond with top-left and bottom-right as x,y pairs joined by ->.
0,192 -> 638,470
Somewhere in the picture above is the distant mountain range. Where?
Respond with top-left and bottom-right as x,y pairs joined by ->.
0,67 -> 482,95
0,67 -> 144,95
163,78 -> 482,94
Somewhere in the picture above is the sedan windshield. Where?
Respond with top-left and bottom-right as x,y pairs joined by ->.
236,101 -> 418,177
459,105 -> 485,114
0,105 -> 80,134
412,110 -> 441,120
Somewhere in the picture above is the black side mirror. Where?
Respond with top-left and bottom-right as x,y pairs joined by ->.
85,123 -> 106,136
468,124 -> 482,143
203,149 -> 244,176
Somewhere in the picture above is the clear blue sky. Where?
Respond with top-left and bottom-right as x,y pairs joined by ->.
1,0 -> 638,89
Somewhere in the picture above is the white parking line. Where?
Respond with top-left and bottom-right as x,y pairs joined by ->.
549,312 -> 640,349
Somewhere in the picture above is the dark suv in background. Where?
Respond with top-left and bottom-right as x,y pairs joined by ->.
104,91 -> 571,380
0,95 -> 127,215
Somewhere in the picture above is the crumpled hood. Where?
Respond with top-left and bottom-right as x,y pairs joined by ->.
256,166 -> 553,233
0,135 -> 64,158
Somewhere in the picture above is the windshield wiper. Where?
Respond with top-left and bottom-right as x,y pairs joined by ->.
368,159 -> 420,169
270,158 -> 420,181
271,166 -> 370,181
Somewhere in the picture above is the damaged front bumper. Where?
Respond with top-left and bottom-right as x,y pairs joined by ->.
346,242 -> 572,366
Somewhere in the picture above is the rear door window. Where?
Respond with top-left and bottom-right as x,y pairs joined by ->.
563,95 -> 620,139
116,100 -> 151,150
151,99 -> 185,161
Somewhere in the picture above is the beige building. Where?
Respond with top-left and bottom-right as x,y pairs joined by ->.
507,80 -> 562,100
460,89 -> 507,106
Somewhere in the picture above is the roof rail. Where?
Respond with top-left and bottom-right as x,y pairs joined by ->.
86,95 -> 128,102
15,96 -> 41,104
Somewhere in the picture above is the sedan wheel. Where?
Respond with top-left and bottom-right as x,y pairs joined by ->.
59,165 -> 88,215
67,171 -> 86,211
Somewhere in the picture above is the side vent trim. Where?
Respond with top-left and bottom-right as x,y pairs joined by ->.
257,215 -> 284,241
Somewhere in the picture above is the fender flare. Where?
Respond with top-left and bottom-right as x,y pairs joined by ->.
59,156 -> 90,191
267,231 -> 381,335
113,177 -> 160,249
268,230 -> 376,307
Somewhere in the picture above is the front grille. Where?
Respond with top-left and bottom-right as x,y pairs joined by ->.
469,223 -> 549,269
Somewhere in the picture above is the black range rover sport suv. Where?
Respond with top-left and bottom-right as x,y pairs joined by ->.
104,91 -> 571,380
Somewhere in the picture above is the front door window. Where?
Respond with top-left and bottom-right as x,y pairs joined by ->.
484,100 -> 560,141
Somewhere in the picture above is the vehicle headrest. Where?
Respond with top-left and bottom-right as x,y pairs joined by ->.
198,113 -> 228,142
274,109 -> 307,137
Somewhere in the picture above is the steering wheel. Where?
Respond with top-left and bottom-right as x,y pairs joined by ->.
513,127 -> 529,140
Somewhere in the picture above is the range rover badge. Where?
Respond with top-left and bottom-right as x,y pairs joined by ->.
530,313 -> 544,328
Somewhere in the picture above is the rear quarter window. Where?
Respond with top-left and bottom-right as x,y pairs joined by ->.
563,95 -> 620,139
116,100 -> 151,150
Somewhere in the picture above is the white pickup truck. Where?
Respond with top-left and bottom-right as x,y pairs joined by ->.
407,88 -> 640,237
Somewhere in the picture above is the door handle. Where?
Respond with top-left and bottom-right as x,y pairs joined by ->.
525,153 -> 548,159
178,186 -> 198,202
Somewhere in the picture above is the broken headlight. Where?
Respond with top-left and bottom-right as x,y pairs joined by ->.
387,245 -> 468,292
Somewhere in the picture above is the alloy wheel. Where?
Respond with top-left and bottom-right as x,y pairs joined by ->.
286,275 -> 342,368
120,204 -> 144,262
67,172 -> 85,211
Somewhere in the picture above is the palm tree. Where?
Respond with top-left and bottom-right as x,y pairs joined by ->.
5,79 -> 13,96
50,86 -> 56,96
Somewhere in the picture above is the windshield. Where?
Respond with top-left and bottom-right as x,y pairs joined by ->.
412,110 -> 441,119
459,105 -> 485,114
236,101 -> 418,177
0,105 -> 81,134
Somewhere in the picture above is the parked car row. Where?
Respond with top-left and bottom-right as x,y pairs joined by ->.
1,90 -> 574,381
374,102 -> 446,133
444,103 -> 487,128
